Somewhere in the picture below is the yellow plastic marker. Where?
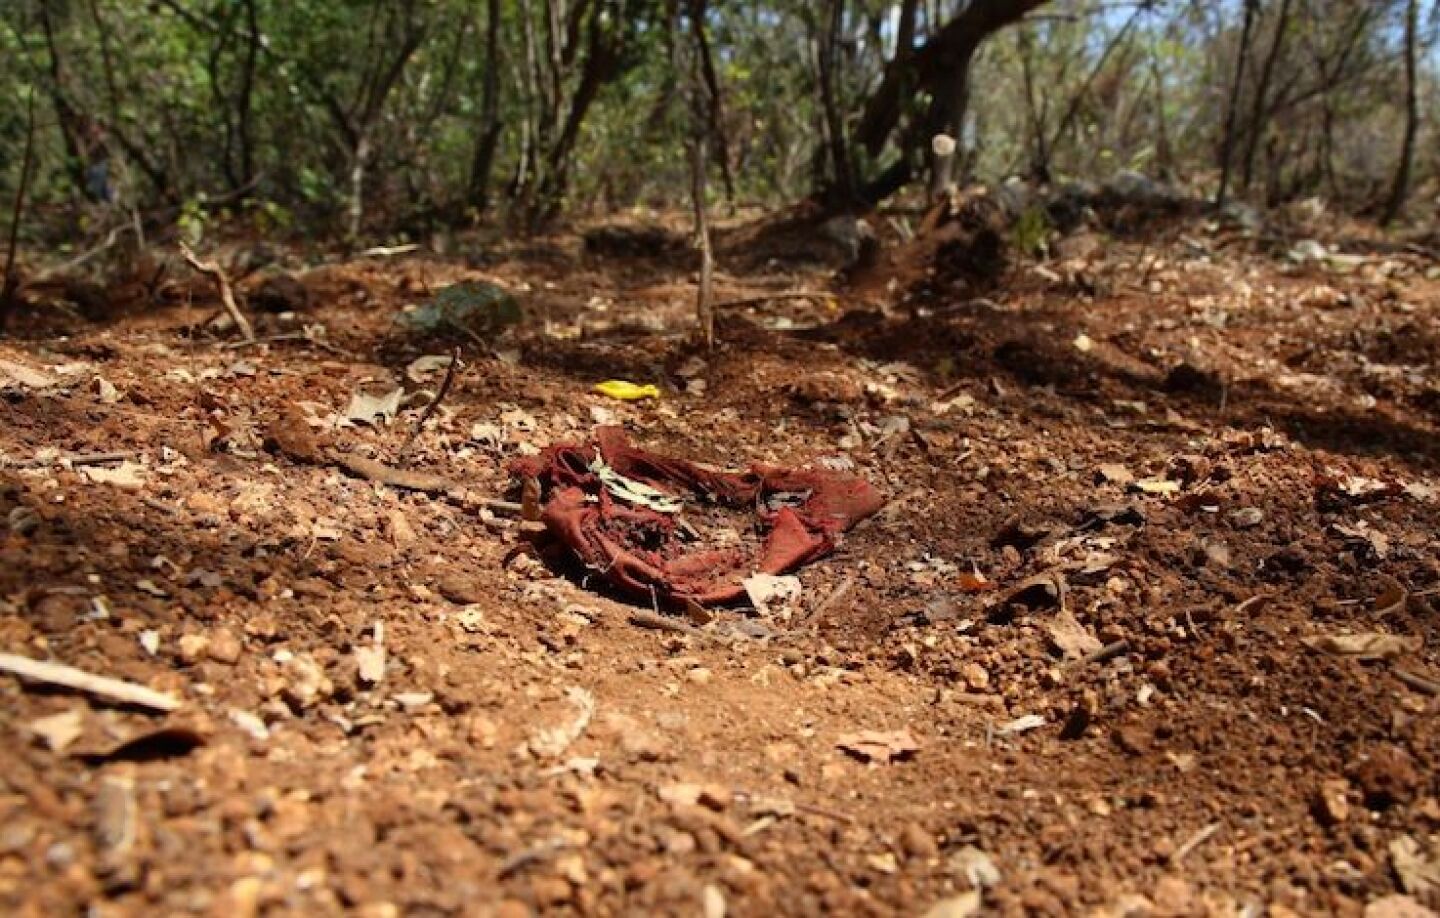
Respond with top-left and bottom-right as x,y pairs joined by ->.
593,380 -> 661,401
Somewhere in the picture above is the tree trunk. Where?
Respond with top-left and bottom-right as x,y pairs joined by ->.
688,0 -> 735,203
854,0 -> 1048,160
468,0 -> 504,214
1215,0 -> 1258,208
1380,0 -> 1419,226
1240,0 -> 1293,193
816,0 -> 855,206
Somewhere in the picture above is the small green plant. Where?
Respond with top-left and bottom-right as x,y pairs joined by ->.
1011,205 -> 1052,258
176,195 -> 207,246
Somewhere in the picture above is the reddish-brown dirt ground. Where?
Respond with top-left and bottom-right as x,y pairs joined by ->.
2,212 -> 1438,916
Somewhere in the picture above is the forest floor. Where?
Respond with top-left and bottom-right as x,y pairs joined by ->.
2,206 -> 1439,917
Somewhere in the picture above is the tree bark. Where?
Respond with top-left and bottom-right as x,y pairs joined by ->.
816,0 -> 855,206
854,0 -> 1048,160
1380,0 -> 1419,226
1215,0 -> 1258,208
688,0 -> 735,203
1240,0 -> 1293,193
468,0 -> 505,214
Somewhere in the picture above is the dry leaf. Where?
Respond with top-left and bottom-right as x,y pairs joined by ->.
405,354 -> 455,382
1096,464 -> 1134,485
28,709 -> 87,752
355,644 -> 386,686
998,714 -> 1046,735
1046,608 -> 1102,660
836,728 -> 920,764
743,574 -> 802,618
958,570 -> 998,592
1302,632 -> 1421,661
0,357 -> 60,389
82,461 -> 148,490
345,387 -> 403,426
1389,835 -> 1440,896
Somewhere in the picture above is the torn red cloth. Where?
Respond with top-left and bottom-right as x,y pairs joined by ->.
509,427 -> 884,605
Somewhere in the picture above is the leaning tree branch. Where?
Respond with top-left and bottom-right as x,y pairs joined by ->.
179,242 -> 255,342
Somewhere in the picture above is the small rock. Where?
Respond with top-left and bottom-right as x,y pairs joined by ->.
921,891 -> 981,918
1363,896 -> 1437,918
438,575 -> 488,605
208,627 -> 243,665
961,662 -> 991,691
948,845 -> 1001,888
177,633 -> 211,664
1151,877 -> 1197,915
1229,507 -> 1265,529
702,884 -> 727,918
899,823 -> 939,861
1313,779 -> 1351,825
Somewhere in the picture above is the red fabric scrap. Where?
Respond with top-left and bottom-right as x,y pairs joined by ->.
509,427 -> 884,605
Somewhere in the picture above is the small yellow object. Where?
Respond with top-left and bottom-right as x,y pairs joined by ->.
593,380 -> 660,401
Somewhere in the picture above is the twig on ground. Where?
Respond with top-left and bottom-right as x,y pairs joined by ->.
0,651 -> 182,712
332,453 -> 520,515
398,346 -> 462,465
8,450 -> 137,469
179,242 -> 255,342
1393,668 -> 1440,697
629,609 -> 717,643
1080,639 -> 1130,666
803,575 -> 855,626
1169,822 -> 1221,864
714,290 -> 830,310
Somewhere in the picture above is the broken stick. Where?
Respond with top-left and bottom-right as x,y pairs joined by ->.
334,453 -> 521,515
179,242 -> 255,342
0,651 -> 182,712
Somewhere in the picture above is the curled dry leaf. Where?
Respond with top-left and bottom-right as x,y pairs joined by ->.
1046,608 -> 1103,660
1388,834 -> 1440,897
837,728 -> 920,764
1302,632 -> 1421,661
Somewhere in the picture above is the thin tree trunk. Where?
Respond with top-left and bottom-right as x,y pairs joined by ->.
1380,0 -> 1419,226
816,0 -> 855,206
1215,0 -> 1258,207
237,0 -> 259,188
1017,26 -> 1049,181
1240,0 -> 1293,193
1149,40 -> 1172,181
688,0 -> 734,203
468,0 -> 504,213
